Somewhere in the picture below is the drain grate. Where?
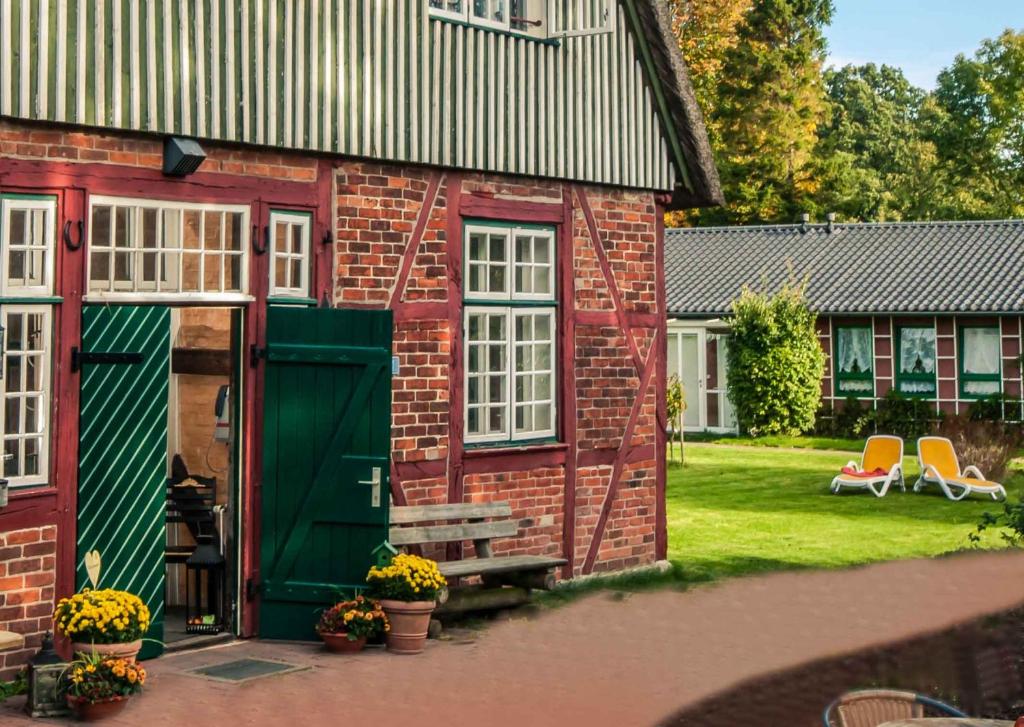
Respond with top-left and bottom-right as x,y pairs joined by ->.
187,658 -> 306,683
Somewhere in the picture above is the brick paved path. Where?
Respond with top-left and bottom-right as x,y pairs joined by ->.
4,550 -> 1024,727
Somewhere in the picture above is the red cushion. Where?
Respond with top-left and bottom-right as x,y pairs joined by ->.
840,466 -> 888,478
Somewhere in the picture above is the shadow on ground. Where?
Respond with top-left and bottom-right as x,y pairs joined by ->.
661,606 -> 1024,727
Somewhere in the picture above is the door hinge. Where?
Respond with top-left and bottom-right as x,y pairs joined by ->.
245,577 -> 261,601
250,345 -> 266,368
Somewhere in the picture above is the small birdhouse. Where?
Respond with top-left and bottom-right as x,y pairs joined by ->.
371,541 -> 398,568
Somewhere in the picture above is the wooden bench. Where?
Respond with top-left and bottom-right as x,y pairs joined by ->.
389,502 -> 566,613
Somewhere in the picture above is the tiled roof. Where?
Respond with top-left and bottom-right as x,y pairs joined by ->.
664,219 -> 1024,316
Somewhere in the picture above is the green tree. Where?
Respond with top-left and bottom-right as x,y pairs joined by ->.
927,29 -> 1024,219
667,0 -> 753,227
815,64 -> 949,221
727,279 -> 825,435
698,0 -> 834,225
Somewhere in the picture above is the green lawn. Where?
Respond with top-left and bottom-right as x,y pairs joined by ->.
667,443 -> 1024,583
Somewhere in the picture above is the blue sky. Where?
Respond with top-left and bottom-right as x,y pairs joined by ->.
825,1 -> 1023,89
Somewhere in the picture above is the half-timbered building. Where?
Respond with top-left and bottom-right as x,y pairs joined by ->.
0,0 -> 721,672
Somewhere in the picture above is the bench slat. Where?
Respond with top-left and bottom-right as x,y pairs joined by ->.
389,519 -> 518,546
437,554 -> 567,578
389,502 -> 512,525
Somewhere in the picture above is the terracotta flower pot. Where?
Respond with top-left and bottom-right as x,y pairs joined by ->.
380,599 -> 434,655
67,696 -> 129,722
319,632 -> 367,653
70,639 -> 142,664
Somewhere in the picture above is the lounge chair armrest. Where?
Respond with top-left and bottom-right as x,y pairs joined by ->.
963,465 -> 985,479
923,464 -> 946,484
844,460 -> 858,470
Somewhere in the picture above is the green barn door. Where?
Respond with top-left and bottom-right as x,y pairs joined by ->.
77,306 -> 171,660
259,307 -> 392,640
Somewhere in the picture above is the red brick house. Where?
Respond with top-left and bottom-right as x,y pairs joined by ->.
0,0 -> 721,674
664,219 -> 1024,432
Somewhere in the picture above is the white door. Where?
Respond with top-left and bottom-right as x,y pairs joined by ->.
704,332 -> 736,432
668,329 -> 705,431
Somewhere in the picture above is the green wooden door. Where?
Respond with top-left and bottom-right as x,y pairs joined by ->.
259,306 -> 392,640
77,305 -> 171,659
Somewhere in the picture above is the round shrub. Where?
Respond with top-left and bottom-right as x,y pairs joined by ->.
726,280 -> 826,436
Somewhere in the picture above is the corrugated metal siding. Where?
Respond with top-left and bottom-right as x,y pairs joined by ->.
0,0 -> 675,191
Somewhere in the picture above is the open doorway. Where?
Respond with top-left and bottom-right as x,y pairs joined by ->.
164,307 -> 243,648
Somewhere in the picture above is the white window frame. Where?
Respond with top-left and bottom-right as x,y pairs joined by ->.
0,196 -> 56,297
465,223 -> 512,302
548,0 -> 614,38
86,196 -> 252,303
0,196 -> 57,489
469,0 -> 510,31
464,305 -> 512,443
511,228 -> 555,301
268,210 -> 312,299
463,222 -> 557,445
0,305 -> 52,488
427,0 -> 470,23
428,0 -> 611,37
427,0 -> 511,31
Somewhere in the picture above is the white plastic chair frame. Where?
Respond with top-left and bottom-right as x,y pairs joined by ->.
913,436 -> 1008,502
830,435 -> 905,498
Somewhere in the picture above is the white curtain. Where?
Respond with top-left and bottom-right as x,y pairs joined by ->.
899,328 -> 935,374
963,328 -> 1000,375
837,328 -> 872,374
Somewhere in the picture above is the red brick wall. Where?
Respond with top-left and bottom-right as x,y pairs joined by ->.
0,119 -> 664,674
337,162 -> 663,576
1,123 -> 318,180
821,314 -> 1024,420
0,525 -> 57,681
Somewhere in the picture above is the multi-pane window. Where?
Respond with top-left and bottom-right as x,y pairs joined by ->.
88,197 -> 249,297
834,326 -> 874,396
959,326 -> 1002,397
269,211 -> 312,299
427,0 -> 613,38
1,198 -> 54,295
464,223 -> 556,444
2,306 -> 50,485
895,326 -> 937,397
0,196 -> 56,487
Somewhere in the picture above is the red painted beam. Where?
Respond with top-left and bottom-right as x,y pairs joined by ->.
52,185 -> 83,604
582,332 -> 659,575
388,172 -> 443,309
392,302 -> 450,322
0,490 -> 58,532
463,443 -> 569,475
573,186 -> 645,377
576,310 -> 662,328
558,187 -> 578,577
0,158 -> 317,206
459,193 -> 565,224
446,174 -> 466,561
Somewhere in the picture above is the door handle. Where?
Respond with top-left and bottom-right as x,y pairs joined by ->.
358,467 -> 382,508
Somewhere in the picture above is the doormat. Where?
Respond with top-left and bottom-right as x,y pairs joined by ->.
187,658 -> 307,684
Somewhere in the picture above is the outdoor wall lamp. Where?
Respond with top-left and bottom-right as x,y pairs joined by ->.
163,136 -> 207,177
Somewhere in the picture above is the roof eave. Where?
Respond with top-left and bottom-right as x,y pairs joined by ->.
632,0 -> 724,210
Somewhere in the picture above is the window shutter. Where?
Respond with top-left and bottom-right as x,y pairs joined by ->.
548,0 -> 614,38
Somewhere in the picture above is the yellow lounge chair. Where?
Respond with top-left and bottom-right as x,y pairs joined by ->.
913,436 -> 1007,501
830,435 -> 905,497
